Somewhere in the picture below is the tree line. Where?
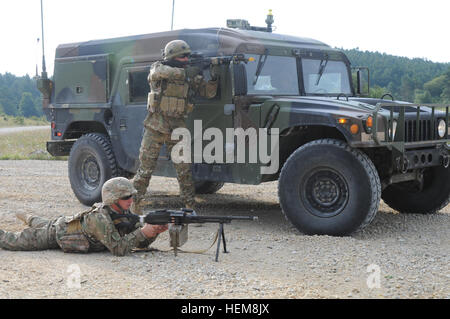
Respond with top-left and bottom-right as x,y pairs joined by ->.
343,48 -> 450,103
0,49 -> 449,119
0,73 -> 43,118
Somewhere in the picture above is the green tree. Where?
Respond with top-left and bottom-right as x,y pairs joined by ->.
368,85 -> 387,99
440,70 -> 450,103
19,92 -> 39,117
424,75 -> 446,97
414,89 -> 432,103
399,76 -> 416,101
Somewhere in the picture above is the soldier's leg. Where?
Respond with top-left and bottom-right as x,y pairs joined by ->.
166,139 -> 196,209
16,212 -> 52,228
132,128 -> 165,213
0,222 -> 59,251
28,215 -> 52,228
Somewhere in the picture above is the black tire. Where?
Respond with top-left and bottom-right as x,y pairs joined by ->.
194,181 -> 225,194
278,139 -> 381,236
68,133 -> 119,206
382,165 -> 450,214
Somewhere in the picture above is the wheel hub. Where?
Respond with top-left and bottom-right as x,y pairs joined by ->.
302,169 -> 349,217
81,155 -> 100,189
312,179 -> 340,206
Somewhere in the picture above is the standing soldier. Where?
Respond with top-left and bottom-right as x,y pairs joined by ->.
0,177 -> 168,256
132,40 -> 219,214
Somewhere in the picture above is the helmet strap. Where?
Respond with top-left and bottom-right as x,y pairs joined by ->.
111,202 -> 126,214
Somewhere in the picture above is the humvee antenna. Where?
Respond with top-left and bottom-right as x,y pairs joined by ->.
35,38 -> 40,77
171,0 -> 175,30
40,0 -> 47,79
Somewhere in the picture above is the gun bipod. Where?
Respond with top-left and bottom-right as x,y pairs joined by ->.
215,222 -> 228,262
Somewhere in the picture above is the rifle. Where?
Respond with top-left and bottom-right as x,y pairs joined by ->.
109,208 -> 257,261
188,53 -> 249,68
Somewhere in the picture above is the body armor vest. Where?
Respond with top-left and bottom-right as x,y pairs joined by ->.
148,61 -> 193,117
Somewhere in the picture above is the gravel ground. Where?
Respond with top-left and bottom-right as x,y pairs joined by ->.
0,160 -> 448,299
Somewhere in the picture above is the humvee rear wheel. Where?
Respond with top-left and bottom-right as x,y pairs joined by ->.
68,133 -> 119,206
382,166 -> 450,214
194,181 -> 225,194
278,139 -> 381,236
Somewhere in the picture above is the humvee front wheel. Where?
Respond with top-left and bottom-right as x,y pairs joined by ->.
278,139 -> 381,236
382,166 -> 450,214
68,133 -> 119,206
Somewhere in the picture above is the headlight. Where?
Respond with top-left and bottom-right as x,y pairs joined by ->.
389,120 -> 397,140
438,119 -> 446,138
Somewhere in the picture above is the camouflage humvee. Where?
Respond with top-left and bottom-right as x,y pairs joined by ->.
37,15 -> 450,236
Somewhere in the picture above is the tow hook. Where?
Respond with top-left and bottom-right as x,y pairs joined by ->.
440,155 -> 450,168
397,157 -> 409,173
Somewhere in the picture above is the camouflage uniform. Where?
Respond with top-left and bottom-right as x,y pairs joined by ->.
132,40 -> 218,211
0,178 -> 157,256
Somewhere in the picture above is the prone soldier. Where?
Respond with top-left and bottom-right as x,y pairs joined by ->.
0,177 -> 168,256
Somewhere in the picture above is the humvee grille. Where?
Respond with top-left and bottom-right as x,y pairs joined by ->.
405,119 -> 434,142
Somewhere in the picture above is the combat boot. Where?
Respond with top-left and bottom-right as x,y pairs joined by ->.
15,212 -> 32,225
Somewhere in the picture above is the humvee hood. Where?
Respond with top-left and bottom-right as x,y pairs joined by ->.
271,96 -> 376,115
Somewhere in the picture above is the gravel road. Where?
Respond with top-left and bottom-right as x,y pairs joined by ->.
0,126 -> 48,135
0,160 -> 448,299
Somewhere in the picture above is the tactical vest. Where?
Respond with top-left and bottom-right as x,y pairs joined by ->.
55,205 -> 96,253
147,61 -> 193,117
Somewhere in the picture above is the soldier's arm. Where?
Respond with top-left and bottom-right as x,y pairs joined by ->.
83,212 -> 156,256
149,64 -> 185,82
190,76 -> 219,99
189,65 -> 220,99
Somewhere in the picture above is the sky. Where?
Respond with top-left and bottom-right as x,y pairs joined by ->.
1,0 -> 449,77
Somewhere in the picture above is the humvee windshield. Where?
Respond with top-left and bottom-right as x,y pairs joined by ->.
301,59 -> 351,95
245,54 -> 299,95
244,54 -> 351,96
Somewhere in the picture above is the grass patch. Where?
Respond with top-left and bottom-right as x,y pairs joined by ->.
0,115 -> 49,128
0,128 -> 67,160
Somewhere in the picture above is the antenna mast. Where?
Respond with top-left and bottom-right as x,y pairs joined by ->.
40,0 -> 47,78
171,0 -> 175,30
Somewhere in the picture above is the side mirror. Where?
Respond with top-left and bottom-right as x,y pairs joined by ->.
352,67 -> 370,96
231,63 -> 247,96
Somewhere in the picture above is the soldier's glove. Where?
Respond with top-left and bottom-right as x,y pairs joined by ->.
210,64 -> 221,81
193,74 -> 204,85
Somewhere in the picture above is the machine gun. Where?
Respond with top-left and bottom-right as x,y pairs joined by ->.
109,208 -> 257,261
189,53 -> 248,67
186,53 -> 249,79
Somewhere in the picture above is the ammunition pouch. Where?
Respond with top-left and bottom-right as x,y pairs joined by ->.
150,79 -> 190,117
56,209 -> 93,253
160,96 -> 187,117
58,220 -> 90,253
169,224 -> 188,248
58,233 -> 90,253
148,91 -> 160,113
157,81 -> 189,117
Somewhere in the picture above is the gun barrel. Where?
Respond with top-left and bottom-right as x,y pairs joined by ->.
185,215 -> 258,224
143,210 -> 258,225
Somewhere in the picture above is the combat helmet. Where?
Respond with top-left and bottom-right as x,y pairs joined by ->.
164,40 -> 191,61
102,177 -> 137,205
